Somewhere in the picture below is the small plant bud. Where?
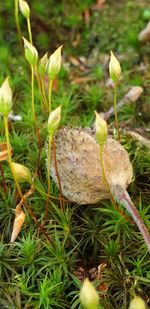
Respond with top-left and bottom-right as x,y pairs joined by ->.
47,106 -> 61,136
109,51 -> 121,83
47,46 -> 62,80
38,52 -> 48,76
22,37 -> 38,66
95,111 -> 108,145
80,278 -> 99,309
12,162 -> 32,184
129,296 -> 147,309
19,0 -> 30,18
0,77 -> 12,117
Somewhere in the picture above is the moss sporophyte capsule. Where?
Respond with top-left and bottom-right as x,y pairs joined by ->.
129,296 -> 147,309
11,162 -> 32,184
95,111 -> 108,146
22,37 -> 38,66
19,0 -> 30,18
47,106 -> 61,136
47,46 -> 62,80
0,77 -> 12,117
109,51 -> 121,84
80,278 -> 99,309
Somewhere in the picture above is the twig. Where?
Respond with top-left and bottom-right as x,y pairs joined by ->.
101,86 -> 143,121
125,130 -> 150,150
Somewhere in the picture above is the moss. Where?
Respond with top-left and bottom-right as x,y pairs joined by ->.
0,0 -> 150,308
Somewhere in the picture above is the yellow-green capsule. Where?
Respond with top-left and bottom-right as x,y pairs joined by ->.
47,106 -> 61,136
19,0 -> 30,18
0,77 -> 12,117
47,46 -> 62,80
109,51 -> 121,83
95,111 -> 108,146
12,162 -> 32,184
80,278 -> 99,309
22,37 -> 38,66
129,296 -> 147,309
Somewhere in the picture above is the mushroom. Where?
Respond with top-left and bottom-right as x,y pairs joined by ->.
50,127 -> 150,252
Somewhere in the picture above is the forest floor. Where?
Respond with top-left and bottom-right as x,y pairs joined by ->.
0,0 -> 150,308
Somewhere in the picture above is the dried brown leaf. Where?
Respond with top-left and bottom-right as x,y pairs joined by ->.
0,142 -> 13,162
69,56 -> 81,67
139,21 -> 150,42
71,76 -> 94,84
11,207 -> 26,242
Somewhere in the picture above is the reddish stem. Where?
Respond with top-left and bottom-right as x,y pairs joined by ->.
52,137 -> 64,213
0,162 -> 7,194
112,184 -> 150,253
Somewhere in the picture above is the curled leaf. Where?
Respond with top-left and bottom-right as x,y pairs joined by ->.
11,207 -> 26,242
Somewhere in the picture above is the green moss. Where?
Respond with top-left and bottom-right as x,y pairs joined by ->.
0,0 -> 150,308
